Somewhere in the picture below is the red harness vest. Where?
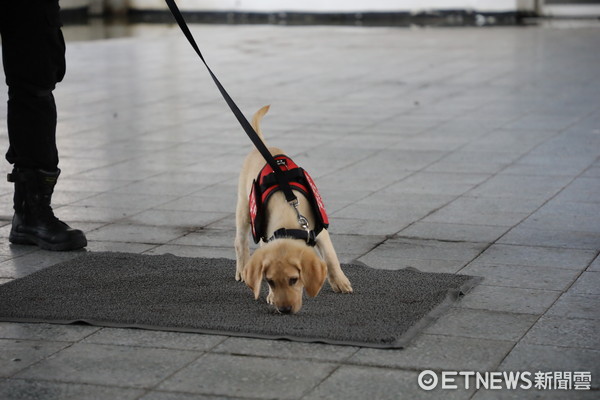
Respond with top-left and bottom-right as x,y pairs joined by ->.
249,155 -> 329,244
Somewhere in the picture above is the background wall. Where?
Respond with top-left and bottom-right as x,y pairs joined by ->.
65,0 -> 538,15
61,0 -> 600,17
126,0 -> 536,13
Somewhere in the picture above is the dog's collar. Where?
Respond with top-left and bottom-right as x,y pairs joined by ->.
268,228 -> 317,247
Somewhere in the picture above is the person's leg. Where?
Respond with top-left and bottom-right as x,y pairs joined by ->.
2,0 -> 64,169
1,0 -> 87,251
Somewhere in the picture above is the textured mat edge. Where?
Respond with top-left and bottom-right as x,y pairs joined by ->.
0,252 -> 483,349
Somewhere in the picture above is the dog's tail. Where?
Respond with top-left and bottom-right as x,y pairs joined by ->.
251,105 -> 270,142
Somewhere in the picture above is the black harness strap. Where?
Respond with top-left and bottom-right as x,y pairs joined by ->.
164,0 -> 297,204
269,228 -> 317,247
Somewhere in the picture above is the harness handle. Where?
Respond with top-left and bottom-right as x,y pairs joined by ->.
164,0 -> 297,204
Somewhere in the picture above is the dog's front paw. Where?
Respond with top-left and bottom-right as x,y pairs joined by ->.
235,269 -> 244,282
266,291 -> 275,305
329,274 -> 353,294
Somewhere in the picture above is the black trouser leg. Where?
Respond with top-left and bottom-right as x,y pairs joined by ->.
0,0 -> 66,170
1,1 -> 86,251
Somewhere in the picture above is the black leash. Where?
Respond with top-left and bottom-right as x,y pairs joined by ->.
164,0 -> 297,205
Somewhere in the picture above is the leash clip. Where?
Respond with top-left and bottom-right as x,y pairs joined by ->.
290,200 -> 311,239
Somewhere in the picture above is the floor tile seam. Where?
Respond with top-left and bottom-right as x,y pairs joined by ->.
452,305 -> 555,318
532,314 -> 600,323
209,342 -> 363,365
463,261 -> 591,272
138,243 -> 164,254
87,192 -> 233,234
0,377 -> 145,394
321,342 -> 521,371
0,248 -> 40,262
333,126 -> 485,245
118,205 -> 232,225
184,178 -> 239,198
538,249 -> 600,302
497,170 -> 596,178
430,323 -> 538,374
466,240 -> 600,253
350,104 -> 453,135
135,351 -> 212,397
139,243 -> 232,253
203,351 -> 346,366
470,283 -> 563,293
469,158 -> 600,268
137,336 -> 230,398
454,162 -> 599,276
297,361 -> 418,400
5,339 -> 77,380
446,193 -> 578,203
0,337 -> 84,346
61,156 -> 158,179
483,266 -> 596,372
518,339 -> 600,352
7,375 -> 151,392
548,198 -> 600,206
136,388 -> 254,400
66,147 -> 215,183
448,304 -> 552,317
77,339 -> 220,353
392,235 -> 499,245
306,144 -> 383,182
380,116 -> 542,248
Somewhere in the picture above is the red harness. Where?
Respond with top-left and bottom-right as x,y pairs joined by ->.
249,155 -> 329,244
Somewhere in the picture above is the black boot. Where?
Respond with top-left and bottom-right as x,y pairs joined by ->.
8,168 -> 87,251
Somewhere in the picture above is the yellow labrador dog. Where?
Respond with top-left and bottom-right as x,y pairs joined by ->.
235,105 -> 352,314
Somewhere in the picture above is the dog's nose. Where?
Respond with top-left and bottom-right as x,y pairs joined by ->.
278,306 -> 293,314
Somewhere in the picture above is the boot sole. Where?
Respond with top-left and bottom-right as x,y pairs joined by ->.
9,232 -> 87,251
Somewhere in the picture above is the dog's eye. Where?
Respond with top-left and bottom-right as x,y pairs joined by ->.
266,279 -> 275,288
289,277 -> 298,286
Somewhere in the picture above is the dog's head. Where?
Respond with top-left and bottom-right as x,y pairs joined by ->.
243,239 -> 327,314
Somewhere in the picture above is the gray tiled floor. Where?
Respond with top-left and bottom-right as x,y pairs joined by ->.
0,21 -> 599,399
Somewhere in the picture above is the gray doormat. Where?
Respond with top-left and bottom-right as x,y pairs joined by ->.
0,252 -> 481,349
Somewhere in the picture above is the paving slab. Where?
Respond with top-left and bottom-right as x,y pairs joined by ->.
0,379 -> 144,400
423,308 -> 538,342
498,343 -> 600,389
498,226 -> 600,250
14,343 -> 202,389
522,316 -> 600,350
140,392 -> 230,400
546,292 -> 600,320
589,256 -> 600,272
349,334 -> 514,372
422,196 -> 543,227
471,244 -> 597,270
213,337 -> 358,362
454,285 -> 561,315
0,340 -> 69,378
304,365 -> 475,400
568,271 -> 600,295
400,222 -> 509,244
0,20 -> 599,399
158,353 -> 336,399
460,262 -> 582,291
0,323 -> 99,343
83,328 -> 227,351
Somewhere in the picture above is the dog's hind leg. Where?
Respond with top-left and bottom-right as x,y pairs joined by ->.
234,190 -> 251,282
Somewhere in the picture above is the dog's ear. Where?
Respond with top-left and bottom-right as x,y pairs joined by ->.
300,251 -> 327,298
243,249 -> 269,300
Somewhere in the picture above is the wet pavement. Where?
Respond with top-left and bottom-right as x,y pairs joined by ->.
0,20 -> 599,399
